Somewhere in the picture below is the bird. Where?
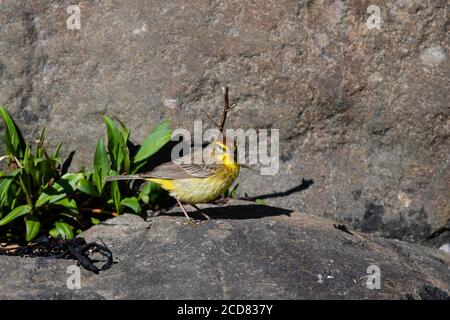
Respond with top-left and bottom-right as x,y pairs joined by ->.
105,135 -> 240,223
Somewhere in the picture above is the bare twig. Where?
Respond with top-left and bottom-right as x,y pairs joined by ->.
219,85 -> 230,132
201,109 -> 221,129
201,84 -> 235,133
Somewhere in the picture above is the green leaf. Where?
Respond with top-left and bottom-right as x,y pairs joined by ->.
133,120 -> 171,164
0,178 -> 13,208
103,116 -> 125,172
49,221 -> 74,240
93,138 -> 110,193
138,181 -> 163,204
25,218 -> 41,241
121,197 -> 140,213
0,106 -> 26,158
35,191 -> 63,207
91,217 -> 101,225
77,178 -> 100,197
0,169 -> 19,208
116,118 -> 130,144
39,127 -> 46,144
34,130 -> 60,183
110,180 -> 121,214
53,198 -> 78,214
53,141 -> 63,158
35,128 -> 46,158
255,198 -> 265,205
22,145 -> 34,175
0,204 -> 32,226
229,183 -> 239,199
36,173 -> 83,207
138,182 -> 152,204
116,118 -> 131,173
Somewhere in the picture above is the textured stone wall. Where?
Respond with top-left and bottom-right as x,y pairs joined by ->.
0,0 -> 448,242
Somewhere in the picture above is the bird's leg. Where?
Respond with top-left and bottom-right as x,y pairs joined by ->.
191,204 -> 211,221
146,208 -> 161,218
175,198 -> 195,224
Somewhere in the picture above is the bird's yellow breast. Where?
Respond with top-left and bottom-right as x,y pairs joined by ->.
148,163 -> 239,204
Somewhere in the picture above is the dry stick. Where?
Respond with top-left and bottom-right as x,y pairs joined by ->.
219,85 -> 237,131
202,84 -> 236,133
201,109 -> 221,129
219,85 -> 230,132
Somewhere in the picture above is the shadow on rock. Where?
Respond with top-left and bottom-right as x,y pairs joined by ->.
241,178 -> 314,201
163,204 -> 293,220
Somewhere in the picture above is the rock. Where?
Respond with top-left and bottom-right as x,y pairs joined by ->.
0,1 -> 448,241
0,200 -> 449,299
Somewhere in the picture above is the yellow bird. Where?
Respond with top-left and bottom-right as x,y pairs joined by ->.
106,136 -> 240,223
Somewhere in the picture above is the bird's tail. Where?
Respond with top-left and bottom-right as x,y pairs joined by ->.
105,175 -> 147,182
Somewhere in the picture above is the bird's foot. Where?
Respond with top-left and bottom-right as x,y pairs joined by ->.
146,209 -> 161,218
182,217 -> 208,226
191,204 -> 212,221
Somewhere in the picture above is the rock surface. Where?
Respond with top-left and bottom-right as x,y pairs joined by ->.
0,1 -> 449,241
0,201 -> 449,299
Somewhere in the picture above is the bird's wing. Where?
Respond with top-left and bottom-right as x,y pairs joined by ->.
140,161 -> 216,179
178,163 -> 218,177
140,143 -> 218,179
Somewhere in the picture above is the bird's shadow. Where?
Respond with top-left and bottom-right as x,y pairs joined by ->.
160,204 -> 293,220
240,178 -> 314,201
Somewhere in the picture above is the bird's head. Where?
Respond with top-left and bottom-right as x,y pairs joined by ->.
206,135 -> 238,165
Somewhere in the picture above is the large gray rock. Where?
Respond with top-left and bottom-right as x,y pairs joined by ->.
0,1 -> 448,241
0,201 -> 449,299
